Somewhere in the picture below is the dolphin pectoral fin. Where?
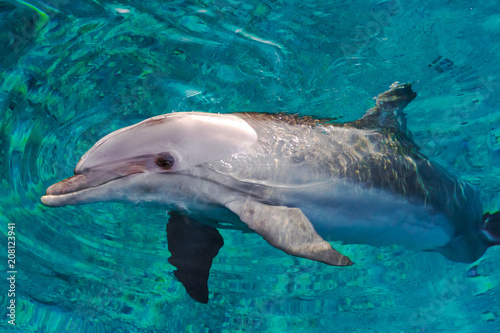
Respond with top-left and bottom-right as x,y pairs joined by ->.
226,199 -> 353,266
166,212 -> 224,303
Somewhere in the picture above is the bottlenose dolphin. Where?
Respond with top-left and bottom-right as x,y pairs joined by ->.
42,83 -> 500,303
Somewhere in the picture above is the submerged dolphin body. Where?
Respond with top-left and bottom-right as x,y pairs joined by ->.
42,83 -> 500,303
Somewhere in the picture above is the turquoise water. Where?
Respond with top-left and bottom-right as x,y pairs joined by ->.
1,0 -> 500,331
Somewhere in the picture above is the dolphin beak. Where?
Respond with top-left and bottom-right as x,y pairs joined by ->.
41,161 -> 147,207
45,174 -> 91,196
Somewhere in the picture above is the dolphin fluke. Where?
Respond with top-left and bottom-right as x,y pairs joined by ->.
166,212 -> 224,303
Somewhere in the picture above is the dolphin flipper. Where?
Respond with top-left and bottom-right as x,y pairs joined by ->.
226,199 -> 353,266
166,212 -> 224,303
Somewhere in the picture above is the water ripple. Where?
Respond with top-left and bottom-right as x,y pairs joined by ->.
1,0 -> 499,332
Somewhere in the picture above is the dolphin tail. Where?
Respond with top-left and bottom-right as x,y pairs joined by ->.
352,82 -> 417,135
483,212 -> 500,246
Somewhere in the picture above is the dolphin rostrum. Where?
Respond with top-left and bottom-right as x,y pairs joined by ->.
42,83 -> 500,303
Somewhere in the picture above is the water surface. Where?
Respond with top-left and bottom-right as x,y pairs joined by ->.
1,0 -> 500,332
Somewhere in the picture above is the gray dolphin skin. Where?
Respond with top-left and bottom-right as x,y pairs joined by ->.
42,82 -> 500,303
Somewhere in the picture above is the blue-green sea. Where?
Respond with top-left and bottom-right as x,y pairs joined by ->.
1,0 -> 500,332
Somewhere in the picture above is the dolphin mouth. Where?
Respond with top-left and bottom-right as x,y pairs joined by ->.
41,162 -> 146,207
41,173 -> 124,207
45,174 -> 101,196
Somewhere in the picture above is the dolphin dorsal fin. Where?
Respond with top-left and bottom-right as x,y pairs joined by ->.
351,82 -> 417,135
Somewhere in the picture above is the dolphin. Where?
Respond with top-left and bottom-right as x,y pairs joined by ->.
41,82 -> 500,303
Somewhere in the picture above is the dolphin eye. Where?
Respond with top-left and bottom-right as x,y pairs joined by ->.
155,153 -> 175,170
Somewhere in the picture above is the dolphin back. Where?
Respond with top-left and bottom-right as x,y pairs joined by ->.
227,83 -> 490,263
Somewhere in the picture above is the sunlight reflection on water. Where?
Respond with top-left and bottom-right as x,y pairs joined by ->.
1,0 -> 499,332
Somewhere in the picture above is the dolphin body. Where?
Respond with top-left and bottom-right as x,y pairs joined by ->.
42,83 -> 499,303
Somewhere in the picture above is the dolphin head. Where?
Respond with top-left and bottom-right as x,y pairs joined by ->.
41,112 -> 257,207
